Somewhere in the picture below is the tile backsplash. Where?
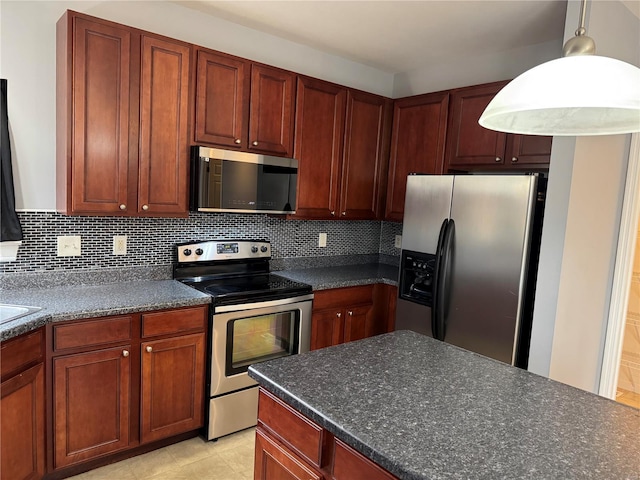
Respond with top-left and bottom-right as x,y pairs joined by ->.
0,212 -> 402,274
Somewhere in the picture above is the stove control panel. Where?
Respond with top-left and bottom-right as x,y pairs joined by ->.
177,240 -> 271,262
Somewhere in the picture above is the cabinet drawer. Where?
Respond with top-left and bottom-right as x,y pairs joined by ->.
0,328 -> 44,380
257,388 -> 323,467
313,285 -> 373,310
333,438 -> 397,480
53,316 -> 132,352
141,306 -> 207,338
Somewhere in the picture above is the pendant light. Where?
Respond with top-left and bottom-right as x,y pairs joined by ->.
479,0 -> 640,136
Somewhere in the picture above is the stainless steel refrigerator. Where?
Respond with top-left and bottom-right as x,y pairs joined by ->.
396,174 -> 545,368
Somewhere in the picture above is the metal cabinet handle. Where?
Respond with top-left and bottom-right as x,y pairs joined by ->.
511,157 -> 519,163
331,211 -> 335,216
119,204 -> 126,210
142,205 -> 149,211
348,311 -> 353,316
495,157 -> 502,162
235,139 -> 241,144
146,346 -> 153,353
252,141 -> 258,146
122,350 -> 129,357
336,312 -> 341,318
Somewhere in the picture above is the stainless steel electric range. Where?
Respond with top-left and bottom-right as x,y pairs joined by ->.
173,240 -> 313,440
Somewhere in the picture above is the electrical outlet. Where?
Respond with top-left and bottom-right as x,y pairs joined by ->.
318,232 -> 327,248
395,235 -> 402,249
113,235 -> 127,255
57,236 -> 81,257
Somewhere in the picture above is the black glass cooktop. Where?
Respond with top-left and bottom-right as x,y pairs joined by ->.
187,273 -> 312,304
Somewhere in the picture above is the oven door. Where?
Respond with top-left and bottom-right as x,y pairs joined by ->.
210,294 -> 313,397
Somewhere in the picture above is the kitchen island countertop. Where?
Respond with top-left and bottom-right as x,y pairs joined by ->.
249,330 -> 640,480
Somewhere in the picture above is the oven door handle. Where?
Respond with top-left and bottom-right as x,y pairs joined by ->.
213,293 -> 315,313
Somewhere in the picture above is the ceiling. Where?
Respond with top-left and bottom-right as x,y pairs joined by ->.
175,0 -> 570,73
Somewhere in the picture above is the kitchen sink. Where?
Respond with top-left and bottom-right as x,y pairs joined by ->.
0,304 -> 42,325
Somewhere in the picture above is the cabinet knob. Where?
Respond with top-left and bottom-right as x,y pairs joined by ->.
142,204 -> 149,211
341,212 -> 346,216
348,311 -> 353,316
252,141 -> 258,146
331,211 -> 335,216
119,204 -> 126,210
511,157 -> 519,163
495,157 -> 502,162
122,350 -> 129,357
146,346 -> 153,353
235,139 -> 241,144
336,312 -> 341,318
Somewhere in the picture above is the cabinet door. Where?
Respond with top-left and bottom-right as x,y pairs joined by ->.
333,438 -> 397,480
249,64 -> 295,156
505,134 -> 552,167
140,333 -> 205,444
194,49 -> 249,148
339,91 -> 390,220
138,35 -> 190,215
293,76 -> 346,219
53,347 -> 130,468
445,82 -> 508,168
310,309 -> 344,350
385,92 -> 449,221
1,363 -> 45,480
254,428 -> 324,480
68,17 -> 131,214
343,304 -> 373,343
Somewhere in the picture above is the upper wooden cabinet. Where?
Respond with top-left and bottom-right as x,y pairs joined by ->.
56,11 -> 191,216
445,81 -> 552,171
194,49 -> 249,149
194,49 -> 295,157
293,76 -> 391,220
384,92 -> 449,222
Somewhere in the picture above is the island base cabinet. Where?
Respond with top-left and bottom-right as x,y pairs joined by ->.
53,347 -> 131,469
1,363 -> 45,480
140,333 -> 205,444
254,428 -> 324,480
332,439 -> 396,480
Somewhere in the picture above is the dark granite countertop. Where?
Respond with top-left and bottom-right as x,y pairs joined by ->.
273,262 -> 398,290
249,330 -> 640,480
0,280 -> 211,342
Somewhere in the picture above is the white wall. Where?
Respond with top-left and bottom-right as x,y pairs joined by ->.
392,39 -> 562,97
528,0 -> 639,392
0,0 -> 394,211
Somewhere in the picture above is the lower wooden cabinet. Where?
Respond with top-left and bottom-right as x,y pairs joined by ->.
1,362 -> 45,480
53,346 -> 131,468
311,284 -> 394,350
1,328 -> 45,480
256,388 -> 398,480
254,428 -> 324,480
48,305 -> 207,473
140,333 -> 204,444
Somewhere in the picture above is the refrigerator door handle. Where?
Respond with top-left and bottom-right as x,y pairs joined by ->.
432,218 -> 449,340
435,219 -> 455,341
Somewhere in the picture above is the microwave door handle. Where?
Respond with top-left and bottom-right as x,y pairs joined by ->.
431,219 -> 449,339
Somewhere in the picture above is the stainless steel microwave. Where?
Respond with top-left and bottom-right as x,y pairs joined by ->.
190,146 -> 298,214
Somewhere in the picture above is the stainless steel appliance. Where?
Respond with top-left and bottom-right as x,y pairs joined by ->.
190,146 -> 298,214
397,174 -> 545,368
174,240 -> 313,440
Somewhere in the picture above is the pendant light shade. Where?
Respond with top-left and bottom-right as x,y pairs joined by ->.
479,55 -> 640,136
479,0 -> 640,136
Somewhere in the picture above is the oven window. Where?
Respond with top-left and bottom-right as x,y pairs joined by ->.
226,310 -> 300,376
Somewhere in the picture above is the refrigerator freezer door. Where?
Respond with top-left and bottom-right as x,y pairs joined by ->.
401,175 -> 454,254
396,298 -> 434,337
445,175 -> 536,364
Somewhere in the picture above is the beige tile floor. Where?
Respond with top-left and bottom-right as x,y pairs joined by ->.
68,428 -> 255,480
